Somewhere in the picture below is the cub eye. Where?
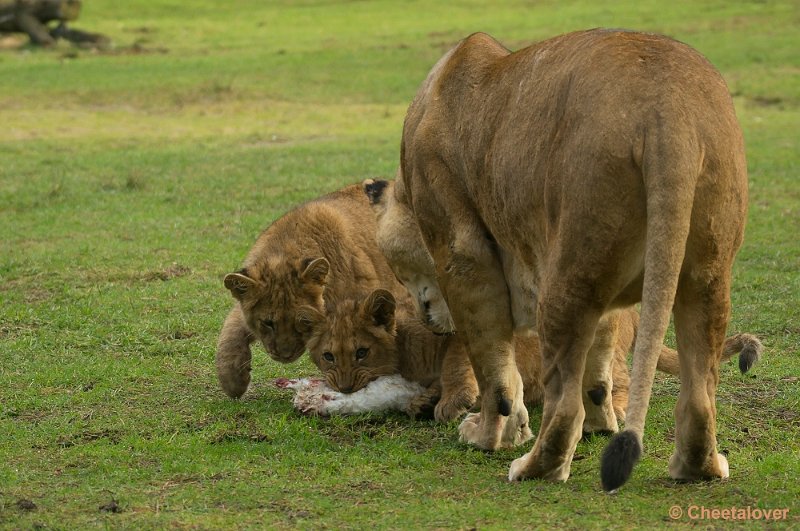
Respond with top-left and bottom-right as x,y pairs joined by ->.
323,351 -> 335,363
355,347 -> 369,360
261,319 -> 275,331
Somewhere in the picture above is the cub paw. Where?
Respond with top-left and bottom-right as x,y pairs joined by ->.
434,392 -> 476,422
216,358 -> 252,399
407,391 -> 439,420
582,404 -> 618,435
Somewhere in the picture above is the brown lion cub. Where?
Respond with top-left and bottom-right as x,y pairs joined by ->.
297,288 -> 763,426
215,184 -> 412,399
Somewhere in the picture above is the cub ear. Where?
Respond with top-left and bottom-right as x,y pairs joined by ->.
295,305 -> 325,333
300,258 -> 329,285
224,271 -> 258,300
363,289 -> 396,329
363,178 -> 389,206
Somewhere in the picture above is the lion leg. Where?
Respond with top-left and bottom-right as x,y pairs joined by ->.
668,275 -> 731,481
458,338 -> 530,450
407,381 -> 441,419
438,247 -> 530,450
435,337 -> 479,422
581,312 -> 620,435
610,343 -> 631,423
509,294 -> 601,482
216,305 -> 255,398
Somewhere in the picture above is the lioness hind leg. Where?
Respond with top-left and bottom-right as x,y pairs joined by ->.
509,295 -> 601,482
668,276 -> 731,481
582,312 -> 621,435
216,306 -> 255,398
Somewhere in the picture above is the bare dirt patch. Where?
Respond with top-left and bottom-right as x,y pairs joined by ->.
142,263 -> 191,282
99,498 -> 122,513
16,498 -> 37,512
56,428 -> 123,448
749,95 -> 785,109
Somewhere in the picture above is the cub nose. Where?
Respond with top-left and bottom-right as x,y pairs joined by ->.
338,385 -> 354,394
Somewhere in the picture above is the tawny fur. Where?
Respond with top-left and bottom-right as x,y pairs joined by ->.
374,29 -> 749,487
215,184 -> 413,398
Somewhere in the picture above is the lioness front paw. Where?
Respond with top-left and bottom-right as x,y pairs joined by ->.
458,408 -> 532,450
458,412 -> 491,447
669,451 -> 730,481
508,449 -> 571,482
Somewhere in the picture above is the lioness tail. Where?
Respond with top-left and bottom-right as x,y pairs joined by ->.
655,333 -> 763,376
600,117 -> 699,492
725,333 -> 763,373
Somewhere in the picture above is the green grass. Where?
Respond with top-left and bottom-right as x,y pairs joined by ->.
1,0 -> 798,528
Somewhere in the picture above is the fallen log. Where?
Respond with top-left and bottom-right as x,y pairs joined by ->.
0,0 -> 107,47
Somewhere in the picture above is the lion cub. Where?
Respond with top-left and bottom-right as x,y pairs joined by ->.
215,184 -> 412,399
299,288 -> 762,425
298,289 -> 481,421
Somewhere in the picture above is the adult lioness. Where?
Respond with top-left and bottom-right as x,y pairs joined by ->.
215,184 -> 412,398
381,29 -> 748,490
297,287 -> 761,428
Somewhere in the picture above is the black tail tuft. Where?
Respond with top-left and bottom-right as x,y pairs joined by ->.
600,430 -> 642,492
364,179 -> 389,205
723,333 -> 763,374
738,340 -> 762,374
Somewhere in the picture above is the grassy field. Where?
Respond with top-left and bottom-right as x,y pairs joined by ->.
1,0 -> 798,528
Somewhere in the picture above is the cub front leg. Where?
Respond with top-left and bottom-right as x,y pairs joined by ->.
216,305 -> 255,398
406,381 -> 441,419
435,336 -> 479,422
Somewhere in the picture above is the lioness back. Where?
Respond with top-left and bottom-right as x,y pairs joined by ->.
215,184 -> 412,398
